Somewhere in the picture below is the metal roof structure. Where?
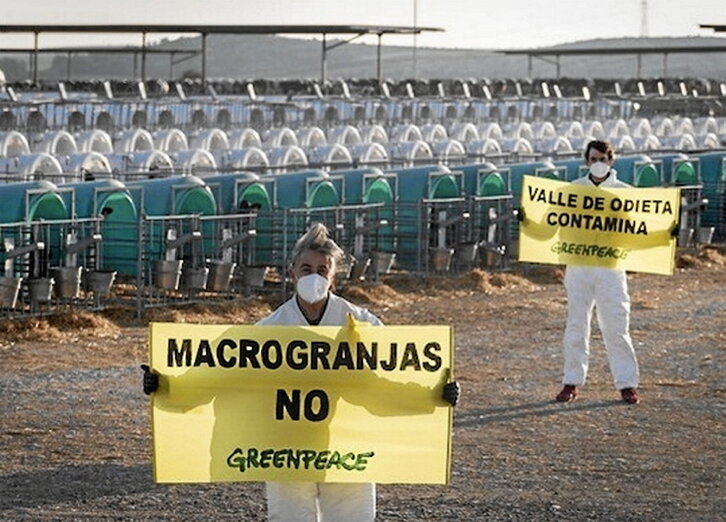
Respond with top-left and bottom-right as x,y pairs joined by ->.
699,24 -> 726,32
0,24 -> 444,85
500,43 -> 726,77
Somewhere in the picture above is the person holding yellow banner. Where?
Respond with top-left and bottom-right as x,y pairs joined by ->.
144,222 -> 460,522
556,140 -> 641,405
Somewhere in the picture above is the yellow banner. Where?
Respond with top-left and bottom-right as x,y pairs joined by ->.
518,176 -> 679,275
149,321 -> 454,485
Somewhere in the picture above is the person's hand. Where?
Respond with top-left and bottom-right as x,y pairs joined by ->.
442,381 -> 461,406
515,207 -> 526,223
670,224 -> 680,238
141,364 -> 159,395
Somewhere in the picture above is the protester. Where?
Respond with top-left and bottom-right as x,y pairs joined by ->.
556,140 -> 641,405
143,222 -> 460,521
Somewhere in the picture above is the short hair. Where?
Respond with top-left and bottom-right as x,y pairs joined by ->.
290,222 -> 344,268
584,140 -> 615,161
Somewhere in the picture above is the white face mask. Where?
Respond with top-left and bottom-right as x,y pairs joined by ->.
296,273 -> 330,304
589,161 -> 610,178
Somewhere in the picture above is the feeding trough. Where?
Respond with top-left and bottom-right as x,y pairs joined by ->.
183,265 -> 210,291
153,259 -> 184,290
28,277 -> 54,304
83,270 -> 117,295
0,276 -> 22,308
206,260 -> 236,292
51,266 -> 83,299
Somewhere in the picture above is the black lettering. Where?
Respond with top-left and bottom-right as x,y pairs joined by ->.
304,389 -> 329,421
527,185 -> 540,201
193,339 -> 216,367
422,342 -> 443,371
311,341 -> 331,370
356,341 -> 377,370
217,339 -> 237,368
332,342 -> 355,370
276,389 -> 300,420
380,343 -> 397,371
238,339 -> 261,368
286,340 -> 308,370
400,342 -> 421,370
603,216 -> 618,232
167,338 -> 192,367
261,340 -> 282,369
570,213 -> 582,229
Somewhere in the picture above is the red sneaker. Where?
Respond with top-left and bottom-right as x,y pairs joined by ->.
621,388 -> 640,404
556,385 -> 578,403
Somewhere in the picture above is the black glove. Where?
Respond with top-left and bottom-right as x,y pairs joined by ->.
141,364 -> 159,395
670,224 -> 680,238
442,381 -> 461,406
515,207 -> 525,223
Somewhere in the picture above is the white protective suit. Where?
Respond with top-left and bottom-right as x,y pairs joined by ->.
562,170 -> 640,390
256,292 -> 382,522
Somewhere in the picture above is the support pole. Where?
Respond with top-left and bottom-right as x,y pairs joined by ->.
321,33 -> 327,90
33,31 -> 39,85
637,53 -> 642,77
377,33 -> 382,84
663,52 -> 668,77
141,32 -> 147,82
202,33 -> 208,88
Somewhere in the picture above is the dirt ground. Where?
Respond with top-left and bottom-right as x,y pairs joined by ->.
1,248 -> 724,521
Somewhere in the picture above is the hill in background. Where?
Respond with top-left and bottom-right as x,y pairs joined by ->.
1,35 -> 726,82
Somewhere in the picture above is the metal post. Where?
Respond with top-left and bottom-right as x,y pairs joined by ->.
663,52 -> 668,77
321,34 -> 327,90
33,31 -> 39,85
413,0 -> 418,78
637,53 -> 642,77
202,33 -> 208,88
377,33 -> 382,84
141,32 -> 147,82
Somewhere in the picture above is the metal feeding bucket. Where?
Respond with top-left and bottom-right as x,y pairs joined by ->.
206,260 -> 236,292
28,277 -> 54,303
241,266 -> 267,288
697,227 -> 715,244
84,270 -> 117,294
183,266 -> 210,290
349,257 -> 371,281
51,266 -> 83,298
455,243 -> 479,265
430,247 -> 455,272
153,259 -> 184,290
372,252 -> 396,276
0,276 -> 22,308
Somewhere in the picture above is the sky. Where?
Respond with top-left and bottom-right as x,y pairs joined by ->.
1,0 -> 725,50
